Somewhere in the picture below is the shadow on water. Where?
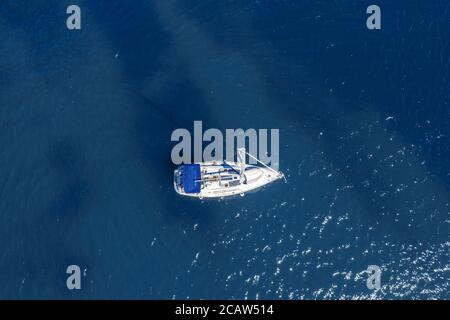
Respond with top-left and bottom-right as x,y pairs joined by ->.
42,139 -> 92,297
2,138 -> 94,298
46,139 -> 91,221
85,1 -> 226,230
0,1 -> 98,297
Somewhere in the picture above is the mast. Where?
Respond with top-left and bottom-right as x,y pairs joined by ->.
237,148 -> 246,181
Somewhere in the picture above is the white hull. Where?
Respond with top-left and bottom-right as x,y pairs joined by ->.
174,161 -> 284,199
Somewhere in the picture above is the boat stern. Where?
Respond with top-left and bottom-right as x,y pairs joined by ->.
173,166 -> 183,194
173,164 -> 202,196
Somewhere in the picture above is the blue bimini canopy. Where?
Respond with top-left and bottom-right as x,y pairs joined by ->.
181,164 -> 201,194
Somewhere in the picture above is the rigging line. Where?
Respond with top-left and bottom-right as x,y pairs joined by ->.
245,152 -> 285,180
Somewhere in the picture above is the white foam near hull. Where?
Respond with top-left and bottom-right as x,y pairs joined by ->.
174,161 -> 284,199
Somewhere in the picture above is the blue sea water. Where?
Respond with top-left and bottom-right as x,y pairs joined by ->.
0,0 -> 449,299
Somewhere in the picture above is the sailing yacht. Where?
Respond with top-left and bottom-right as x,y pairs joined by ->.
173,148 -> 285,198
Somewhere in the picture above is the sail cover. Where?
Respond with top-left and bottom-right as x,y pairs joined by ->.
182,164 -> 201,193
